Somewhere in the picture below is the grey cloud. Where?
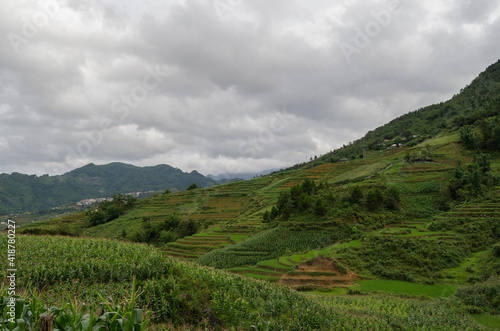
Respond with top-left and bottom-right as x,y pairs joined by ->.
0,0 -> 499,176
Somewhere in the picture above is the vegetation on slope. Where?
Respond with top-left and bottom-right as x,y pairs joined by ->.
0,162 -> 217,215
0,235 -> 488,330
283,59 -> 500,170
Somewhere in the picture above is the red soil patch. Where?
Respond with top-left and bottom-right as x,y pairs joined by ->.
279,256 -> 358,290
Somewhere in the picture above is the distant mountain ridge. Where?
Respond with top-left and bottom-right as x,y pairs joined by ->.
0,162 -> 218,215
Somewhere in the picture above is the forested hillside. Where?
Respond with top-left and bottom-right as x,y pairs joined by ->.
285,59 -> 500,169
0,162 -> 217,215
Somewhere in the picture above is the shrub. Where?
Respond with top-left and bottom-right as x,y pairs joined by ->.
455,277 -> 500,313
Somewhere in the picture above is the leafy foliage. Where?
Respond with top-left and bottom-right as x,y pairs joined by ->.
428,217 -> 500,253
339,236 -> 471,283
455,277 -> 500,314
198,227 -> 338,269
86,194 -> 137,226
438,155 -> 500,208
1,235 -> 484,330
0,162 -> 216,215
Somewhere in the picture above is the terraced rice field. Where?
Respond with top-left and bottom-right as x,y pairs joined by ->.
373,220 -> 460,241
279,256 -> 358,290
430,201 -> 500,226
162,228 -> 252,259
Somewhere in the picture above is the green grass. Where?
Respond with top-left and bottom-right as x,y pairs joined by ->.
441,251 -> 489,283
330,161 -> 391,184
228,234 -> 249,242
227,267 -> 282,275
415,132 -> 460,147
288,254 -> 303,263
303,287 -> 349,296
278,256 -> 296,267
241,273 -> 280,281
335,240 -> 364,249
357,280 -> 458,298
302,240 -> 364,259
257,259 -> 294,271
473,314 -> 500,330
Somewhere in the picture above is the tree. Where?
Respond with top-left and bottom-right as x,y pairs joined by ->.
302,179 -> 316,195
177,219 -> 199,238
161,215 -> 182,231
314,197 -> 327,216
86,193 -> 136,226
277,190 -> 291,218
187,183 -> 198,191
262,210 -> 271,222
366,189 -> 383,211
460,125 -> 475,149
385,187 -> 401,210
289,185 -> 304,209
477,153 -> 491,174
349,186 -> 363,204
270,206 -> 279,220
159,230 -> 177,244
297,193 -> 312,212
478,117 -> 500,151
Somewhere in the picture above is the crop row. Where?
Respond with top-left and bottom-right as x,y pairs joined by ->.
0,235 -> 171,287
197,227 -> 339,269
0,235 -> 486,330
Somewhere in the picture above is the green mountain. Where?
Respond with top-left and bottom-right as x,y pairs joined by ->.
287,59 -> 500,168
10,59 -> 500,330
0,162 -> 217,215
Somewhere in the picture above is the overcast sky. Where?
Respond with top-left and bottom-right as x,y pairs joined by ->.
1,0 -> 499,177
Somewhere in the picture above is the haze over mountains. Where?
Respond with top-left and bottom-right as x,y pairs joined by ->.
0,162 -> 221,215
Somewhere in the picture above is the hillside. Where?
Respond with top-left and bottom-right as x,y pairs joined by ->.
0,235 -> 489,330
284,59 -> 500,169
0,162 -> 217,215
10,60 -> 500,329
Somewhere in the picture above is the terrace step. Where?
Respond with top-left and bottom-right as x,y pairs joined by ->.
191,235 -> 231,240
166,243 -> 214,252
445,212 -> 500,218
175,240 -> 226,246
287,257 -> 302,264
228,268 -> 282,276
386,225 -> 419,229
256,265 -> 290,273
241,273 -> 280,282
162,251 -> 199,259
162,248 -> 204,256
280,277 -> 353,286
182,237 -> 229,244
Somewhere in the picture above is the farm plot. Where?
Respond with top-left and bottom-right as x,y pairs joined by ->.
163,228 -> 251,260
375,220 -> 461,241
279,256 -> 358,290
197,227 -> 339,269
